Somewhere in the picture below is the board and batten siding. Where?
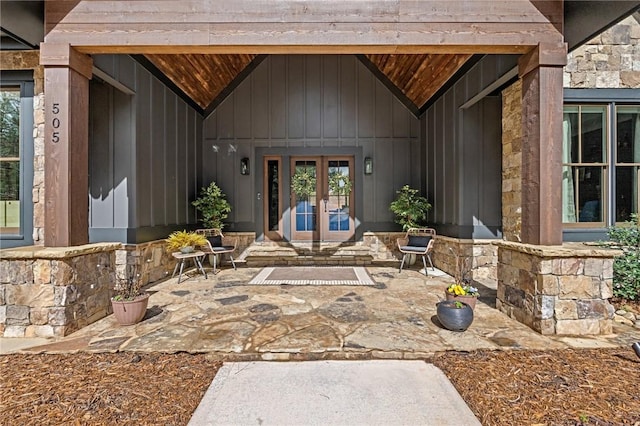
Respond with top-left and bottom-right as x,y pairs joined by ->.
422,55 -> 515,239
202,55 -> 420,233
89,55 -> 203,243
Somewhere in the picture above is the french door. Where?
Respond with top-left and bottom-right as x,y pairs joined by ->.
290,156 -> 354,242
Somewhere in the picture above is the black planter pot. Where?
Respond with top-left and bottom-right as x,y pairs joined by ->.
436,300 -> 474,331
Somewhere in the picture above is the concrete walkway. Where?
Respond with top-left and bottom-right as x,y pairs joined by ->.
189,360 -> 481,426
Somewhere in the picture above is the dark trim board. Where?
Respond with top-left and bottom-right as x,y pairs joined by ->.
204,54 -> 268,118
562,228 -> 609,243
420,54 -> 485,114
564,88 -> 640,102
90,225 -> 201,244
431,224 -> 503,240
355,55 -> 420,117
131,54 -> 205,115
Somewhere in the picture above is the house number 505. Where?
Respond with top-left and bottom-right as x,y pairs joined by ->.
51,103 -> 61,143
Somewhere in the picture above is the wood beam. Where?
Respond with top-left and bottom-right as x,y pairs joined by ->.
45,0 -> 82,35
530,0 -> 564,34
45,22 -> 564,54
41,45 -> 92,247
518,43 -> 567,246
43,0 -> 564,54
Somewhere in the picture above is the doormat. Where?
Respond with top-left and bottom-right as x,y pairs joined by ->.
248,267 -> 375,286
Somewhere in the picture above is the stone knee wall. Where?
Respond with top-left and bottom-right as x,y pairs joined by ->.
0,244 -> 120,337
362,232 -> 406,261
116,240 -> 177,287
496,241 -> 618,335
431,236 -> 498,284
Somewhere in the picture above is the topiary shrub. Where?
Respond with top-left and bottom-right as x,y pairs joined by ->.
608,214 -> 640,300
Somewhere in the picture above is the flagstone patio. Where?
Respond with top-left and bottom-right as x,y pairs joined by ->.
19,265 -> 640,358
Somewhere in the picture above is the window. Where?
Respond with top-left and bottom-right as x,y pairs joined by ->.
562,105 -> 607,225
0,74 -> 33,248
615,106 -> 640,222
562,103 -> 640,226
0,87 -> 21,235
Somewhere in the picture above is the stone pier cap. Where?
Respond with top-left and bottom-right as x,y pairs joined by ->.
493,241 -> 623,259
0,243 -> 122,260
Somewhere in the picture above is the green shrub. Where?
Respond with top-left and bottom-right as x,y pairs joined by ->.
389,185 -> 432,231
192,182 -> 231,229
608,214 -> 640,300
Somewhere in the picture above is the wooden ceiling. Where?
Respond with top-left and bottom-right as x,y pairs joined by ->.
365,54 -> 473,110
143,53 -> 472,115
145,53 -> 257,110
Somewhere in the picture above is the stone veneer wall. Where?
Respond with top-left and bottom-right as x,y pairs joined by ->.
496,241 -> 619,335
431,236 -> 498,284
0,243 -> 120,337
115,240 -> 176,288
564,15 -> 640,89
362,232 -> 406,261
0,240 -> 184,338
501,81 -> 523,242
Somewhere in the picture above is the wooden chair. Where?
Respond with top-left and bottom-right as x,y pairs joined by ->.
397,228 -> 436,275
195,229 -> 237,274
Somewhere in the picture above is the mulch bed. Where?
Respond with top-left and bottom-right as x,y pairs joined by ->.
1,348 -> 639,425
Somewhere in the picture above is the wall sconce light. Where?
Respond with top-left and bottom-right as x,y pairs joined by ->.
240,157 -> 250,175
364,157 -> 373,175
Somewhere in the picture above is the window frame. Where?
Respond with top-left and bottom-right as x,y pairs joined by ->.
563,89 -> 640,237
0,72 -> 34,248
562,103 -> 610,228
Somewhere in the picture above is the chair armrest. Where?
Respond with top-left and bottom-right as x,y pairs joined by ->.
397,237 -> 408,250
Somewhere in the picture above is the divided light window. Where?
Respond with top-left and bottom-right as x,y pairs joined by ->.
615,106 -> 640,222
0,87 -> 21,235
562,105 -> 607,225
562,104 -> 640,226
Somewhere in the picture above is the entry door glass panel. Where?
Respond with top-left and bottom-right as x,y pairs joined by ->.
264,157 -> 283,240
327,160 -> 351,231
293,160 -> 317,232
290,156 -> 354,241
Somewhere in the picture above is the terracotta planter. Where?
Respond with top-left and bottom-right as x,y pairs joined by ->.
436,300 -> 474,332
111,293 -> 150,325
444,291 -> 478,309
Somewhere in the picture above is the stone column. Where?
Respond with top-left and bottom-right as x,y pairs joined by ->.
496,241 -> 618,335
40,43 -> 93,247
518,43 -> 567,246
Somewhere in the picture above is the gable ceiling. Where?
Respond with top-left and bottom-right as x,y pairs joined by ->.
144,53 -> 258,111
142,52 -> 473,115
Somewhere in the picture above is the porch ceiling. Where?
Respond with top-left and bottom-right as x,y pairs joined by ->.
42,0 -> 566,115
144,53 -> 257,110
140,52 -> 473,113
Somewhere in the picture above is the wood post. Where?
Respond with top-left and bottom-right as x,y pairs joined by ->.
518,43 -> 567,246
41,43 -> 93,247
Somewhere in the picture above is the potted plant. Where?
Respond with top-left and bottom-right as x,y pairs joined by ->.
444,248 -> 479,309
436,300 -> 474,331
166,230 -> 207,254
192,181 -> 232,229
389,185 -> 432,231
110,250 -> 153,326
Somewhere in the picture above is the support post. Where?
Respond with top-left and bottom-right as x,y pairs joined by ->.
40,43 -> 92,247
518,43 -> 567,246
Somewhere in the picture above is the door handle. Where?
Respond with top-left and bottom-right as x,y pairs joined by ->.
323,195 -> 329,212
